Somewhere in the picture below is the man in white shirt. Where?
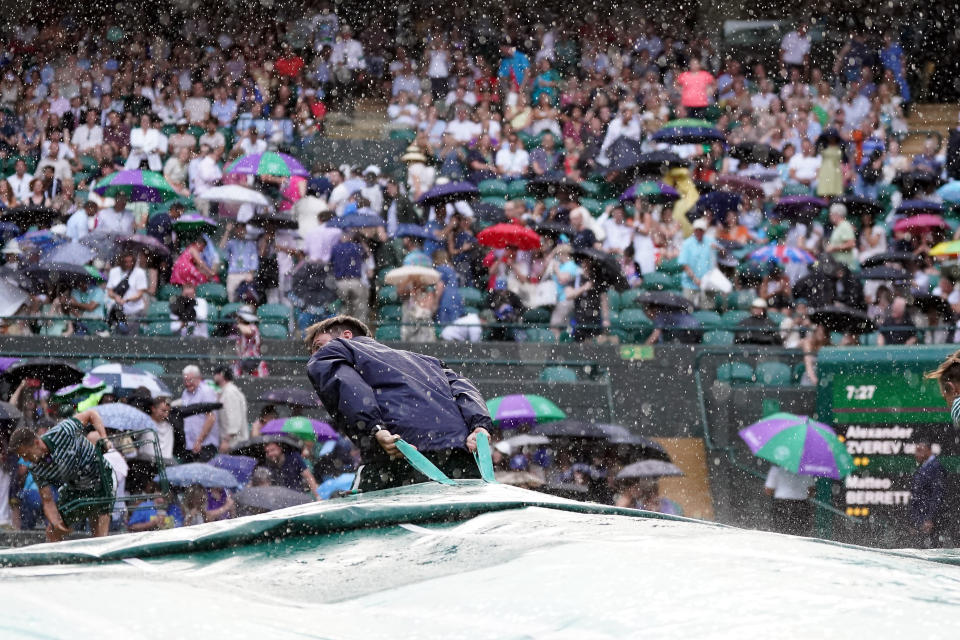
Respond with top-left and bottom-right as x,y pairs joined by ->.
125,114 -> 167,171
66,200 -> 98,242
6,159 -> 30,202
33,142 -> 72,182
191,146 -> 223,211
183,82 -> 211,124
198,118 -> 226,151
359,165 -> 383,214
180,365 -> 220,461
97,193 -> 136,234
599,103 -> 641,164
386,91 -> 419,128
330,25 -> 366,71
238,128 -> 268,155
213,366 -> 249,450
440,312 -> 484,342
106,252 -> 149,331
764,464 -> 815,536
601,205 -> 634,255
780,23 -> 811,70
841,83 -> 871,129
495,134 -> 530,179
787,139 -> 821,186
446,106 -> 481,143
304,210 -> 343,263
71,109 -> 103,152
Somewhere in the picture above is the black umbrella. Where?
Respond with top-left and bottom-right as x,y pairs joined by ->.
289,261 -> 337,309
573,247 -> 630,292
0,206 -> 59,230
23,263 -> 99,289
727,142 -> 783,167
815,127 -> 847,150
530,419 -> 609,439
471,201 -> 508,224
119,234 -> 170,259
634,290 -> 693,312
3,359 -> 84,389
250,211 -> 298,230
912,293 -> 953,317
170,402 -> 223,420
258,388 -> 320,407
810,306 -> 875,334
417,181 -> 479,208
894,170 -> 942,195
833,195 -> 882,219
604,137 -> 645,175
616,459 -> 684,479
235,486 -> 312,514
537,482 -> 590,500
624,151 -> 686,178
857,266 -> 912,282
0,401 -> 22,423
527,173 -> 584,199
536,221 -> 576,238
860,252 -> 918,269
231,435 -> 303,459
689,191 -> 741,221
593,423 -> 672,462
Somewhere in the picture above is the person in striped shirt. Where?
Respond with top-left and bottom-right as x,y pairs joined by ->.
926,350 -> 960,428
9,409 -> 114,541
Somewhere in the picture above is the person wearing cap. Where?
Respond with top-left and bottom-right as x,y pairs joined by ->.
678,217 -> 716,308
825,203 -> 856,268
306,315 -> 492,492
359,165 -> 383,214
735,298 -> 783,346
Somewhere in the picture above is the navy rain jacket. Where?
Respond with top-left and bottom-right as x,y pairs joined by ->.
307,337 -> 492,456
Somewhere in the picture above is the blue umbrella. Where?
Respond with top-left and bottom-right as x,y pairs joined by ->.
651,126 -> 726,145
417,181 -> 479,208
329,212 -> 384,229
895,200 -> 943,216
47,242 -> 96,266
0,222 -> 19,239
393,223 -> 436,240
688,191 -> 740,220
164,463 -> 240,489
209,454 -> 258,486
937,181 -> 960,204
95,402 -> 156,432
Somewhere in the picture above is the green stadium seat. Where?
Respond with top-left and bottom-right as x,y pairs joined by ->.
378,285 -> 399,305
525,328 -> 558,343
146,301 -> 171,319
480,195 -> 507,207
692,311 -> 722,331
522,307 -> 551,324
140,321 -> 175,337
459,287 -> 486,307
859,332 -> 880,346
716,362 -> 755,384
197,283 -> 228,306
617,309 -> 653,341
539,366 -> 577,382
219,303 -> 243,321
767,311 -> 786,326
257,303 -> 291,326
542,197 -> 559,210
721,310 -> 750,330
618,289 -> 644,310
606,290 -> 621,313
157,284 -> 181,301
782,183 -> 813,196
792,363 -> 807,383
388,129 -> 416,143
507,179 -> 528,199
478,179 -> 509,198
134,362 -> 166,377
726,291 -> 756,310
755,362 -> 792,386
580,198 -> 604,216
579,181 -> 601,198
702,330 -> 735,346
375,324 -> 402,341
260,323 -> 289,339
643,272 -> 681,292
379,304 -> 402,322
601,199 -> 620,213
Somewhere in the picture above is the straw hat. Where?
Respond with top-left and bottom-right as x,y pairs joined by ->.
400,144 -> 428,163
236,306 -> 259,323
2,239 -> 21,255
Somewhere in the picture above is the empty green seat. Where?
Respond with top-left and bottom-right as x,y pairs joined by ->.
260,323 -> 289,339
721,310 -> 750,330
716,362 -> 755,384
380,304 -> 402,322
134,362 -> 166,377
459,287 -> 486,307
219,303 -> 243,321
258,304 -> 291,328
580,198 -> 604,216
643,272 -> 681,292
859,332 -> 880,346
388,129 -> 416,143
522,307 -> 551,324
726,291 -> 756,310
375,324 -> 402,341
480,195 -> 507,207
702,330 -> 735,346
157,285 -> 181,301
767,311 -> 786,326
656,259 -> 684,274
525,328 -> 558,343
140,321 -> 175,337
617,309 -> 653,341
579,181 -> 601,198
606,290 -> 621,313
478,179 -> 509,197
507,179 -> 529,199
539,366 -> 577,382
755,361 -> 792,386
146,301 -> 171,319
378,285 -> 399,305
692,310 -> 722,331
197,283 -> 228,306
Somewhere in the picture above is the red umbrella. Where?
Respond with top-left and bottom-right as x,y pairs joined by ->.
716,174 -> 764,199
893,214 -> 947,234
477,223 -> 541,250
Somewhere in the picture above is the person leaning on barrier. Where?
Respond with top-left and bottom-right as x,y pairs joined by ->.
305,314 -> 492,491
9,408 -> 115,541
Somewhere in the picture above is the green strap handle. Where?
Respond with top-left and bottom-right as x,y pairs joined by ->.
395,439 -> 456,485
473,431 -> 497,483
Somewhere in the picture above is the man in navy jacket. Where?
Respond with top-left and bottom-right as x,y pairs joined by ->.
911,440 -> 946,548
306,315 -> 491,491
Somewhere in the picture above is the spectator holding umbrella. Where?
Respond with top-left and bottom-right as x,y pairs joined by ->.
259,441 -> 320,497
180,365 -> 220,462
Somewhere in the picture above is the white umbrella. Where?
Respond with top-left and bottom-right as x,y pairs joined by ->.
384,265 -> 441,286
197,185 -> 271,207
0,278 -> 26,318
616,460 -> 684,479
504,434 -> 551,449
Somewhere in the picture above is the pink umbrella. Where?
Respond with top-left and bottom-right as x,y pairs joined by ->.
893,214 -> 947,234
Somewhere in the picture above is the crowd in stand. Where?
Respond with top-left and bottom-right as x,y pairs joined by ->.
0,7 -> 957,357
